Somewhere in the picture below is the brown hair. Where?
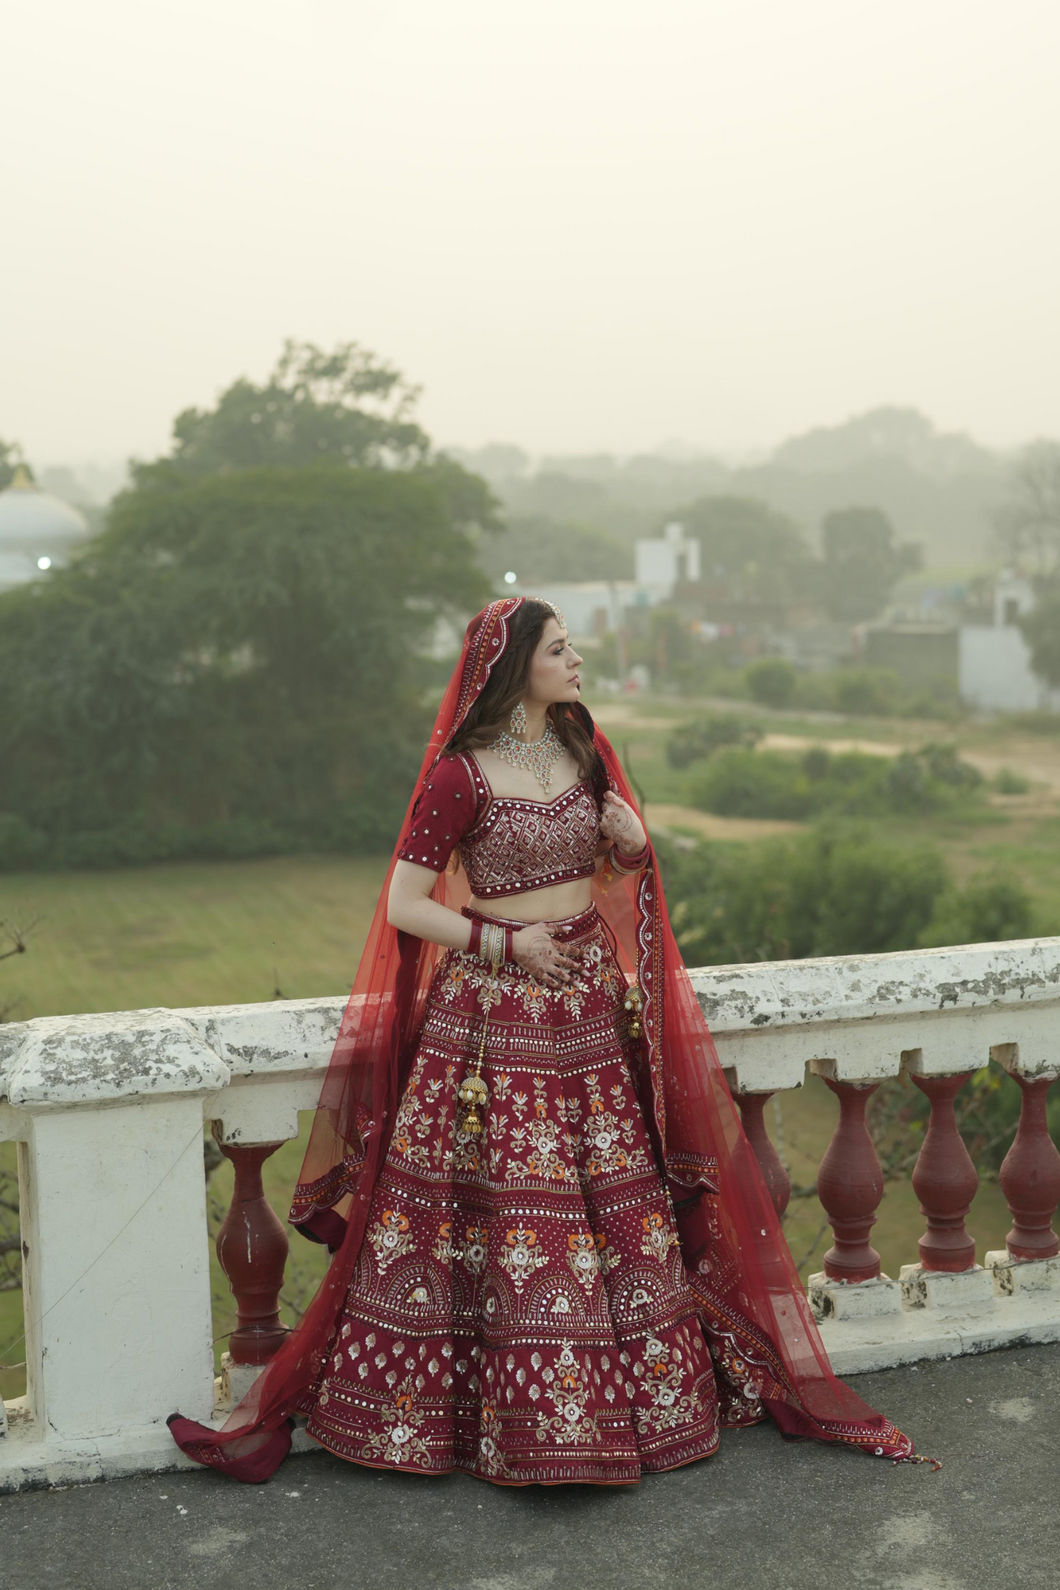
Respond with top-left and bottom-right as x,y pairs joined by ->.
446,600 -> 600,784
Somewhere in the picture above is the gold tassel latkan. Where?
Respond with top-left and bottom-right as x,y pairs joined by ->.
624,984 -> 643,1040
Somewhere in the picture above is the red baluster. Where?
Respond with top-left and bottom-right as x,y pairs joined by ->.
910,1072 -> 978,1272
1000,1074 -> 1060,1261
735,1092 -> 790,1216
816,1079 -> 883,1283
216,1137 -> 290,1364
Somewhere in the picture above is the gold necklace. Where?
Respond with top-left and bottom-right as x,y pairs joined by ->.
490,721 -> 564,791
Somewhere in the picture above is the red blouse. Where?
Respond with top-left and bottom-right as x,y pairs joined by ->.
396,752 -> 602,899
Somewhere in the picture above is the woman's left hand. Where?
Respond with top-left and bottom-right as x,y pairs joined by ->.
599,790 -> 647,853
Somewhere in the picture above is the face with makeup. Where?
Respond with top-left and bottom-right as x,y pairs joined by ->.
523,616 -> 583,711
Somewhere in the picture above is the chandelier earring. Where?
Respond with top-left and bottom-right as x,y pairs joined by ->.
509,700 -> 528,737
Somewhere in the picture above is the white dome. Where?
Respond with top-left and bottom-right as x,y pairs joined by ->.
0,465 -> 92,590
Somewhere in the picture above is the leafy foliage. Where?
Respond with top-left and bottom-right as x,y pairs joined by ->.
666,716 -> 763,769
130,339 -> 432,489
0,465 -> 492,862
744,657 -> 797,709
690,743 -> 983,822
820,506 -> 922,621
660,824 -> 1033,967
674,495 -> 817,606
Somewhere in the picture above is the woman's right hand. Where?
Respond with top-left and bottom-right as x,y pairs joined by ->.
512,922 -> 579,990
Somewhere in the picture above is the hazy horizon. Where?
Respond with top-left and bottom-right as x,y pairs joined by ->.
5,2 -> 1059,468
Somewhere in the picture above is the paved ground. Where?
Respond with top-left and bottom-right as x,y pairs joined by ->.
2,1345 -> 1058,1590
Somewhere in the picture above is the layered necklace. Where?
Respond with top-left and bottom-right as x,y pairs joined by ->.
491,720 -> 565,792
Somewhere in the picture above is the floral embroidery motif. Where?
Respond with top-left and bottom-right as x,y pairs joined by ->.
566,1231 -> 600,1291
358,1380 -> 431,1467
498,1227 -> 550,1292
580,1073 -> 648,1179
534,1343 -> 602,1447
641,1211 -> 677,1264
634,1334 -> 700,1435
367,1209 -> 416,1272
462,1223 -> 489,1274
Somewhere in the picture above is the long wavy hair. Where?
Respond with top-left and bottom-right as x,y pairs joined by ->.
445,599 -> 601,784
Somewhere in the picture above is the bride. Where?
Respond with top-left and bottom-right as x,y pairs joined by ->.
170,597 -> 928,1483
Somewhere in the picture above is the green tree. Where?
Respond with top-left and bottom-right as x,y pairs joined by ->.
0,465 -> 491,855
820,506 -> 922,621
1018,592 -> 1060,690
995,440 -> 1060,579
0,438 -> 28,492
476,513 -> 632,585
676,496 -> 817,607
130,338 -> 432,490
745,656 -> 797,708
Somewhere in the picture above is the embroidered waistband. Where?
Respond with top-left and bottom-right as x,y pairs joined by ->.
462,902 -> 600,940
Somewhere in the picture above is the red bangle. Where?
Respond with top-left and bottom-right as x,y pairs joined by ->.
504,926 -> 514,964
468,918 -> 483,958
611,840 -> 650,872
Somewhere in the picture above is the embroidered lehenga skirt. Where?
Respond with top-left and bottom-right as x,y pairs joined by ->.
301,904 -> 764,1484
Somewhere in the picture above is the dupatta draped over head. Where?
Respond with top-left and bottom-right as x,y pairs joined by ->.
170,597 -> 923,1480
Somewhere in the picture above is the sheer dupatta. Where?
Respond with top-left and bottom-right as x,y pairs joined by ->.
170,598 -> 927,1481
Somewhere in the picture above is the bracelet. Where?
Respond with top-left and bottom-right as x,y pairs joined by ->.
504,925 -> 514,964
608,840 -> 650,876
468,918 -> 484,959
477,920 -> 505,967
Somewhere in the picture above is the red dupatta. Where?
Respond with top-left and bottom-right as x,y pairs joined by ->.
170,597 -> 929,1480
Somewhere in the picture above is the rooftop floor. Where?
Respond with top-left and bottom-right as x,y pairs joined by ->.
2,1344 -> 1057,1590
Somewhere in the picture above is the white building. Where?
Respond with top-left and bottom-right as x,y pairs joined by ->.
0,465 -> 92,591
634,520 -> 700,596
958,570 -> 1057,713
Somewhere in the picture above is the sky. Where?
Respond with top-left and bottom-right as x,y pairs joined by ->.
4,0 -> 1060,472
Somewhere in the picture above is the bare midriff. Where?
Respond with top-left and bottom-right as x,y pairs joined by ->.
467,875 -> 596,924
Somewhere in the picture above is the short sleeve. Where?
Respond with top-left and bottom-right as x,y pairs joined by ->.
396,754 -> 480,873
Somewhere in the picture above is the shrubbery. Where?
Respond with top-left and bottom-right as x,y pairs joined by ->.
689,742 -> 983,821
658,823 -> 1033,966
666,716 -> 763,769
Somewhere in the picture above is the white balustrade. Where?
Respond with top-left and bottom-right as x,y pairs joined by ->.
0,936 -> 1057,1490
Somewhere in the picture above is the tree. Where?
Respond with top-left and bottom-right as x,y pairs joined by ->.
745,657 -> 797,708
476,513 -> 632,585
130,339 -> 432,491
675,496 -> 817,607
0,465 -> 492,853
1018,593 -> 1060,691
0,438 -> 28,492
820,506 -> 922,621
995,440 -> 1060,579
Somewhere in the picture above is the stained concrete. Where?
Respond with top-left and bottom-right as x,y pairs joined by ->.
2,1345 -> 1058,1590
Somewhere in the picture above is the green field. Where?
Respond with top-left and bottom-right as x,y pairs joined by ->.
1,696 -> 1046,1402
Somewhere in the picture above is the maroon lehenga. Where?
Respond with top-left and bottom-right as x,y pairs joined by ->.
169,598 -> 930,1484
301,904 -> 732,1482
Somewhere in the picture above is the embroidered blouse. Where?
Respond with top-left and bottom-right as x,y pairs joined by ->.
396,752 -> 602,899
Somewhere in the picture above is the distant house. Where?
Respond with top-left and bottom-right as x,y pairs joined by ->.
958,571 -> 1053,712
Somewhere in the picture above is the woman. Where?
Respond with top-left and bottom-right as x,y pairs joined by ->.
170,597 -> 931,1483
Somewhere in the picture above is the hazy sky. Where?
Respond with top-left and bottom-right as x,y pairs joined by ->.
5,1 -> 1059,469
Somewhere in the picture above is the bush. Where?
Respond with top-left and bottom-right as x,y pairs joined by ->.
744,657 -> 797,709
666,716 -> 763,770
690,743 -> 983,822
660,824 -> 950,964
993,767 -> 1032,794
659,825 -> 1034,967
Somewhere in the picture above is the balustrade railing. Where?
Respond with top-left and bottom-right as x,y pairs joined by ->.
0,936 -> 1058,1489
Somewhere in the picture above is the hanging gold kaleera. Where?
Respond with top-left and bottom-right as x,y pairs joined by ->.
457,932 -> 503,1136
624,982 -> 643,1040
